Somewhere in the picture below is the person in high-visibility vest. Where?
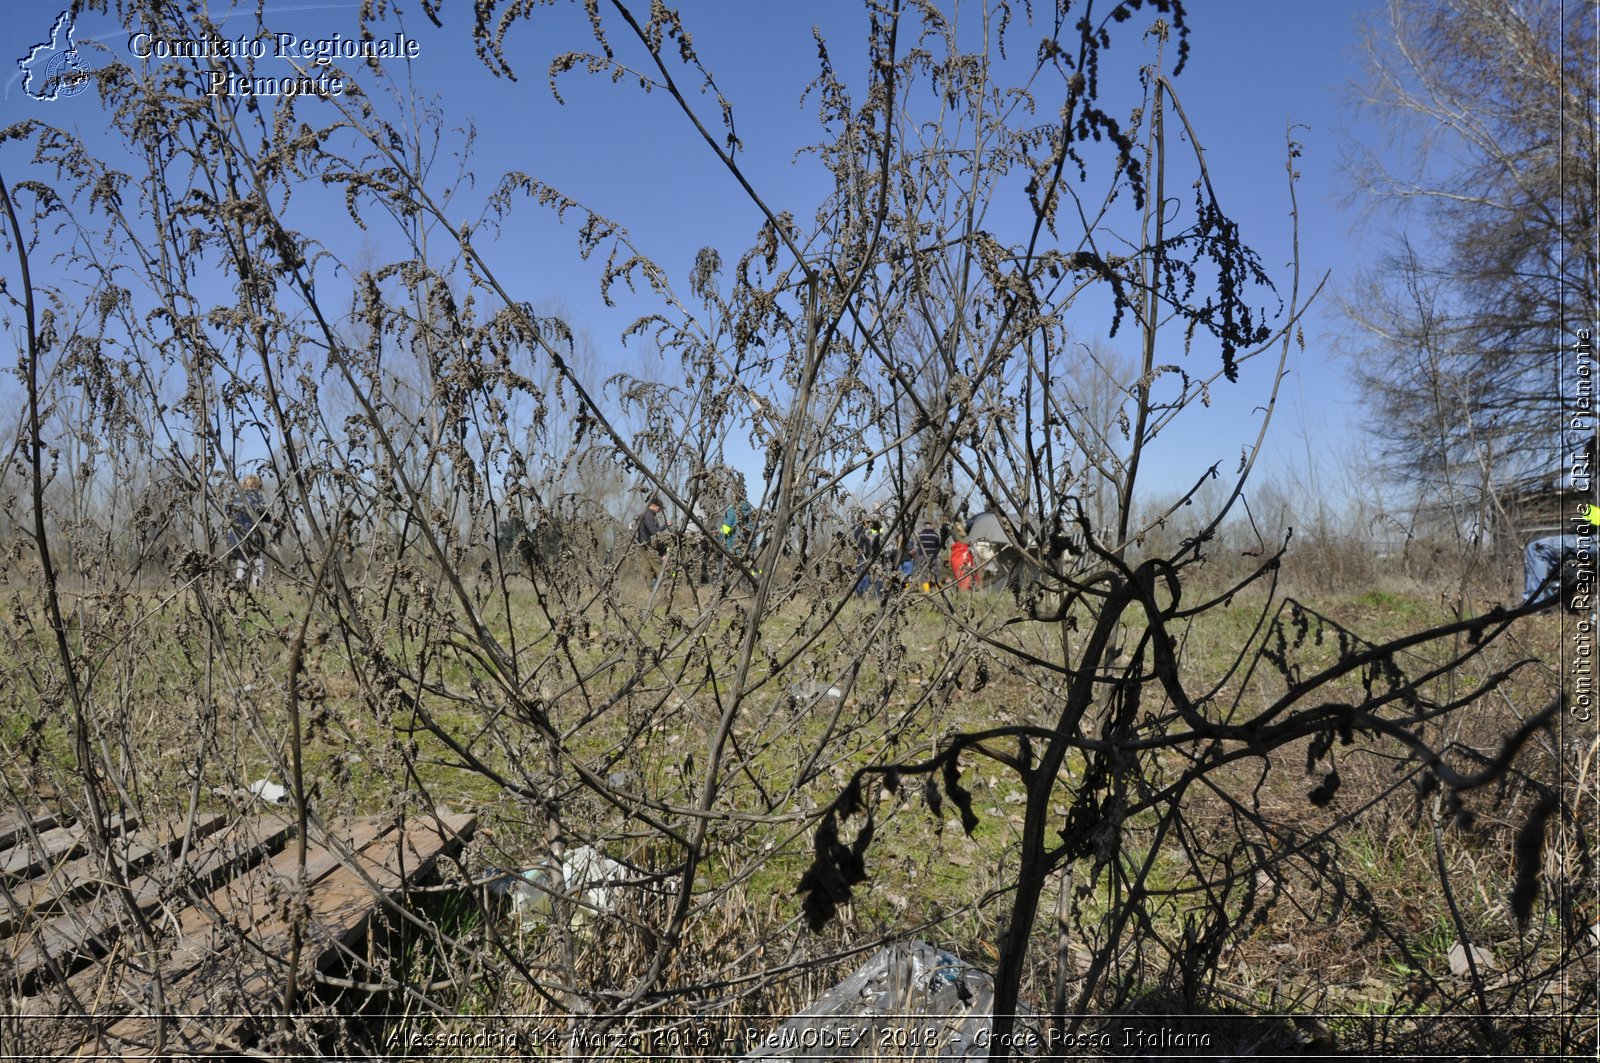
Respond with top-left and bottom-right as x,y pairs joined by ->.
1524,503 -> 1597,604
1521,436 -> 1596,609
720,496 -> 756,586
852,512 -> 883,597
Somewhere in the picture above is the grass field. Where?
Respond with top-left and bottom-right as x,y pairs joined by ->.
1,554 -> 1593,1057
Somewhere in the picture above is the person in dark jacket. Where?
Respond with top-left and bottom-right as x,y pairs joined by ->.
853,512 -> 885,597
226,474 -> 272,589
916,520 -> 943,590
635,496 -> 668,583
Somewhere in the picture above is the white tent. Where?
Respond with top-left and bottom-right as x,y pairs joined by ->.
963,511 -> 1009,543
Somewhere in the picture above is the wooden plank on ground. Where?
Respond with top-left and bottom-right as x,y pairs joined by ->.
0,827 -> 83,882
0,807 -> 59,851
5,814 -> 294,999
11,813 -> 299,1057
298,810 -> 478,981
88,816 -> 398,1055
96,812 -> 475,1058
0,812 -> 142,888
0,813 -> 228,939
153,817 -> 397,979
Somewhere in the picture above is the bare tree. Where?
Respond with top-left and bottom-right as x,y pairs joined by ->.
1346,0 -> 1598,489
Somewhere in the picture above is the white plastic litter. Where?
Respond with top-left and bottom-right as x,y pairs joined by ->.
489,845 -> 638,930
247,779 -> 287,803
789,682 -> 845,705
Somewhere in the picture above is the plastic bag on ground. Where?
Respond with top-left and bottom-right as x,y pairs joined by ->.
487,845 -> 640,930
742,940 -> 1040,1059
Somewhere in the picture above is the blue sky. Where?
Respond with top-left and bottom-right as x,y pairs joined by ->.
1,0 -> 1394,509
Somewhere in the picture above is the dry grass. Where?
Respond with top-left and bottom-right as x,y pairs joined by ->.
2,557 -> 1592,1057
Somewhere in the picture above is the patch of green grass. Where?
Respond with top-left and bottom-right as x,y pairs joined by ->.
1351,588 -> 1418,615
1,568 -> 1573,1056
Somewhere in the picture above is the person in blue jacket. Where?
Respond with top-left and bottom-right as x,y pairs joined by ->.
1522,435 -> 1596,609
719,492 -> 757,586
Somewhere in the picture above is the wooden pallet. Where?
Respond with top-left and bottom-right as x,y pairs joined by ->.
0,805 -> 475,1059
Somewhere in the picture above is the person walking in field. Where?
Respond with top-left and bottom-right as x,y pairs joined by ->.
226,473 -> 272,589
719,487 -> 758,587
634,495 -> 669,584
853,511 -> 884,597
1522,435 -> 1596,609
949,528 -> 978,591
916,519 -> 943,591
894,529 -> 917,584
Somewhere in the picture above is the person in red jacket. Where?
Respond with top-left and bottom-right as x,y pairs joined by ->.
950,536 -> 977,591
